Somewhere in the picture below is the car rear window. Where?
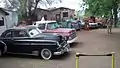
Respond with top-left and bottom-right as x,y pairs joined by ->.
13,30 -> 28,37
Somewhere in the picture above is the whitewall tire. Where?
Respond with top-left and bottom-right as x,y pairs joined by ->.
41,48 -> 52,60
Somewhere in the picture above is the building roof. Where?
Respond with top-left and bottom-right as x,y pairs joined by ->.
37,8 -> 50,11
37,7 -> 75,11
9,25 -> 37,30
49,7 -> 75,11
0,8 -> 9,15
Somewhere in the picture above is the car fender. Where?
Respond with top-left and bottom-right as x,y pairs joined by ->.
0,41 -> 7,53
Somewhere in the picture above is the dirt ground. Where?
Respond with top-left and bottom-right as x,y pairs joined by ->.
0,28 -> 120,68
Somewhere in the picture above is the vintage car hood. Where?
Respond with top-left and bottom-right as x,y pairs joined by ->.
49,28 -> 74,33
33,33 -> 61,41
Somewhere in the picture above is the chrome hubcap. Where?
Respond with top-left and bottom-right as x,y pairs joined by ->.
43,50 -> 50,58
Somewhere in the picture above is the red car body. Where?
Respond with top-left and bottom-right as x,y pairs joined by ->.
33,21 -> 78,44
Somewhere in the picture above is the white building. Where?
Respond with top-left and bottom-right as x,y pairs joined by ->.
0,0 -> 19,35
6,9 -> 18,28
0,8 -> 9,35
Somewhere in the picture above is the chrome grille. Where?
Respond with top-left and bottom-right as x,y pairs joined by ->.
69,31 -> 76,40
60,41 -> 66,47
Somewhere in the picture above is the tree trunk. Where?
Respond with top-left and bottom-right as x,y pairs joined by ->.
113,0 -> 118,28
113,10 -> 118,28
30,0 -> 40,21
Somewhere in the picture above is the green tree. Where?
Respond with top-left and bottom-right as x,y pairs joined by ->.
18,0 -> 62,21
18,0 -> 27,21
83,0 -> 119,27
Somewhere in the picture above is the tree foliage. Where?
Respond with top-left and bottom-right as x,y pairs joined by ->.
18,0 -> 62,21
83,0 -> 113,17
3,0 -> 62,25
83,0 -> 119,27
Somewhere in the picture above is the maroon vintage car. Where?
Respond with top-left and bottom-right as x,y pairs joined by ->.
33,21 -> 78,44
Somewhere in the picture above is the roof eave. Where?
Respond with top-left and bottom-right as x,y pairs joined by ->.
0,8 -> 9,15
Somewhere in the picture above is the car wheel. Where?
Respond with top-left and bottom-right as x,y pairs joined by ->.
0,49 -> 2,57
41,48 -> 52,60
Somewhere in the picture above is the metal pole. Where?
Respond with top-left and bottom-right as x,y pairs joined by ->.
76,53 -> 79,68
112,52 -> 115,68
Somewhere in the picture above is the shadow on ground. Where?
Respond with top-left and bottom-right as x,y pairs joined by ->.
1,54 -> 41,59
52,52 -> 72,60
0,52 -> 72,60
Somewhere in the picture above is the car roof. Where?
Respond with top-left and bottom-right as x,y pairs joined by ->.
34,21 -> 56,24
9,25 -> 37,30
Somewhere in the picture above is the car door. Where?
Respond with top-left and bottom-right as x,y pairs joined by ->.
1,30 -> 15,53
12,30 -> 31,53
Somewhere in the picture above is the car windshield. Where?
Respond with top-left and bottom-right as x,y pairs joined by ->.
62,22 -> 68,28
47,22 -> 60,29
28,28 -> 41,37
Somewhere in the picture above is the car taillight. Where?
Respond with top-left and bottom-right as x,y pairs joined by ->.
64,36 -> 67,41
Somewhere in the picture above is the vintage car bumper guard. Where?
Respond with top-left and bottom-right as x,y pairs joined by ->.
54,43 -> 71,55
67,37 -> 78,44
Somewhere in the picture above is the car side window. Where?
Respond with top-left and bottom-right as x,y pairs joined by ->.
38,24 -> 45,30
0,30 -> 12,38
47,22 -> 59,30
5,31 -> 12,38
13,30 -> 28,37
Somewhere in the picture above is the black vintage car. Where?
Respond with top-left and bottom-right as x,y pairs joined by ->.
0,25 -> 70,60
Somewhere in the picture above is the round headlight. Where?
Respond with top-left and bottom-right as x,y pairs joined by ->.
65,36 -> 69,41
64,37 -> 67,40
69,37 -> 72,40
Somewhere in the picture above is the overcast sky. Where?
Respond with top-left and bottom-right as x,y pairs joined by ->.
0,0 -> 84,11
39,0 -> 84,10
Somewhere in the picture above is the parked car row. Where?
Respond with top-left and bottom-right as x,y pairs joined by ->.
0,19 -> 107,60
57,19 -> 105,30
78,20 -> 107,29
0,20 -> 79,60
33,21 -> 78,44
97,22 -> 107,28
0,25 -> 70,60
59,20 -> 81,31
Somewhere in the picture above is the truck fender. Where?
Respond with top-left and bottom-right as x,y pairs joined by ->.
0,41 -> 7,53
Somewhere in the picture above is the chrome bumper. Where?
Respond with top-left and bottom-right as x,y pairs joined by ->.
67,37 -> 78,44
54,44 -> 70,55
